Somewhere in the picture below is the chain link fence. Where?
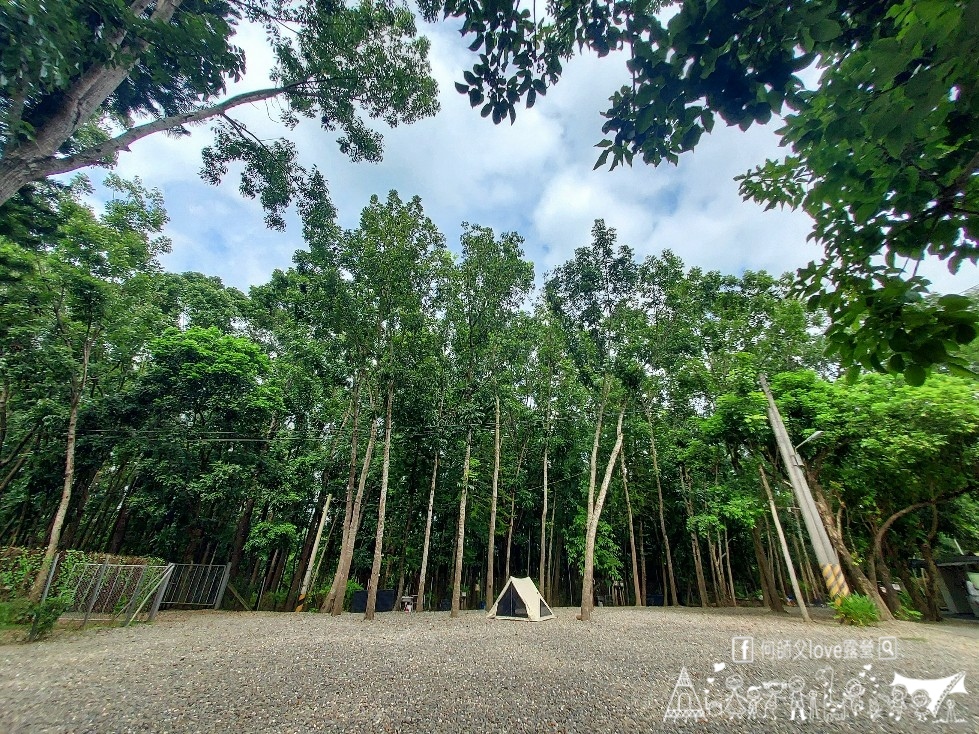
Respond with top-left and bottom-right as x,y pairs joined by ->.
40,556 -> 230,628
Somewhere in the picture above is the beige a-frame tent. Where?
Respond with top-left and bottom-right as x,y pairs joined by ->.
487,576 -> 554,621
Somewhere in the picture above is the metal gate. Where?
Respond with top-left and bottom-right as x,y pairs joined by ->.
41,557 -> 230,628
160,563 -> 230,609
57,560 -> 172,625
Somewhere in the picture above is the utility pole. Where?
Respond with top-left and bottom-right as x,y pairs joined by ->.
295,493 -> 332,612
759,374 -> 849,601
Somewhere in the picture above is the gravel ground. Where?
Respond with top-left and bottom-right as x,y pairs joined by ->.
1,606 -> 978,733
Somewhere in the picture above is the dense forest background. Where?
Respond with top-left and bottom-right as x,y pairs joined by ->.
2,178 -> 978,622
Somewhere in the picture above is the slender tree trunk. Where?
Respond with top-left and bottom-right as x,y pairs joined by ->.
752,523 -> 784,612
106,490 -> 131,555
504,492 -> 516,580
327,420 -> 376,616
889,539 -> 927,614
288,488 -> 323,610
683,480 -> 709,608
693,545 -> 709,606
546,479 -> 558,601
620,450 -> 641,607
648,415 -> 677,605
256,547 -> 280,610
322,381 -> 362,614
580,407 -> 624,622
365,381 -> 394,620
267,545 -> 288,609
638,521 -> 647,606
0,435 -> 36,496
229,497 -> 255,580
707,535 -> 722,605
875,554 -> 900,613
578,385 -> 608,617
920,507 -> 943,622
417,451 -> 439,612
723,527 -> 737,606
771,527 -> 790,603
808,475 -> 893,619
295,494 -> 331,611
29,341 -> 90,602
451,428 -> 473,618
539,441 -> 548,593
486,395 -> 501,606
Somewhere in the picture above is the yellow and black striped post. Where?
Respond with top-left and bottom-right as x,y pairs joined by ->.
820,563 -> 850,600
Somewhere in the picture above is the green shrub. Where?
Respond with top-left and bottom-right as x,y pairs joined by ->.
895,604 -> 923,621
27,597 -> 69,641
0,598 -> 33,626
345,579 -> 363,605
0,551 -> 42,601
308,579 -> 364,611
834,594 -> 881,626
892,589 -> 923,621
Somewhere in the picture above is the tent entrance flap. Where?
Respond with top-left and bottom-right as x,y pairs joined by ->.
487,576 -> 554,622
498,585 -> 527,618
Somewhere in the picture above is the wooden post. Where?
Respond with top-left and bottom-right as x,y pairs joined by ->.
760,465 -> 811,622
296,494 -> 331,611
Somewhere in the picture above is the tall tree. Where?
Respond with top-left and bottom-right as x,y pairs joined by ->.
20,176 -> 170,598
447,223 -> 533,617
0,0 -> 439,224
546,219 -> 637,620
442,0 -> 979,374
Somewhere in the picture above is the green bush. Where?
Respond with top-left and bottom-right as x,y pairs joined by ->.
27,597 -> 69,641
1,548 -> 164,603
0,551 -> 42,601
0,598 -> 33,626
895,604 -> 923,621
309,579 -> 364,611
345,579 -> 363,605
834,594 -> 881,626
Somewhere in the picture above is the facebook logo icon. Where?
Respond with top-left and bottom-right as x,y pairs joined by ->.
732,636 -> 754,663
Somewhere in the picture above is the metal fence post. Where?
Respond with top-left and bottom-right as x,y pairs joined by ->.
122,565 -> 147,622
148,563 -> 174,621
82,560 -> 109,628
39,552 -> 60,605
214,563 -> 231,610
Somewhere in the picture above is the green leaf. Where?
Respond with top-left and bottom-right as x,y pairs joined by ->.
903,363 -> 926,386
810,19 -> 842,42
939,294 -> 972,312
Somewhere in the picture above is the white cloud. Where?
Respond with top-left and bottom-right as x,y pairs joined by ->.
74,14 -> 978,301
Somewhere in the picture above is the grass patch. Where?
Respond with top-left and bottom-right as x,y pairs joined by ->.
834,594 -> 881,626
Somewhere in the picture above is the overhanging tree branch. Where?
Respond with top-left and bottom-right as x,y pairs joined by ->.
28,85 -> 300,180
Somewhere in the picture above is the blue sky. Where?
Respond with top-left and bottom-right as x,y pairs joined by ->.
94,16 -> 977,296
